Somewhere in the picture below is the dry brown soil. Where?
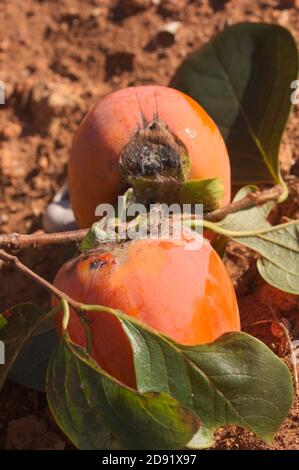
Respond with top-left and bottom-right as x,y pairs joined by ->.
0,0 -> 298,450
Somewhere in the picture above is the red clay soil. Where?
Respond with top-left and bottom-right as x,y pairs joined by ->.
0,0 -> 298,450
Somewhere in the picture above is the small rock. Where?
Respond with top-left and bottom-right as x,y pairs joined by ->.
0,147 -> 26,179
277,10 -> 290,26
0,38 -> 10,52
31,83 -> 76,117
60,22 -> 69,32
0,121 -> 22,140
32,176 -> 46,191
156,21 -> 181,46
146,21 -> 180,50
9,205 -> 18,213
1,81 -> 14,102
38,156 -> 49,170
31,202 -> 43,217
20,67 -> 33,78
29,82 -> 78,132
161,20 -> 181,35
0,147 -> 12,175
91,7 -> 102,17
0,213 -> 8,224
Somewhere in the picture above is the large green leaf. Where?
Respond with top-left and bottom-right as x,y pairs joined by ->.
8,329 -> 58,392
171,23 -> 298,187
46,340 -> 199,450
217,187 -> 299,295
47,306 -> 293,449
122,319 -> 293,448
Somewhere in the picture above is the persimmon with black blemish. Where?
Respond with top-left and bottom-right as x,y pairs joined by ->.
68,85 -> 231,228
54,230 -> 240,388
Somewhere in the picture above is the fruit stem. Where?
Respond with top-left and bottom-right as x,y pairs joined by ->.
186,218 -> 299,238
0,248 -> 84,313
61,298 -> 70,333
277,177 -> 289,203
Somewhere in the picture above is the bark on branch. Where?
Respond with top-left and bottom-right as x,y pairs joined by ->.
0,185 -> 283,251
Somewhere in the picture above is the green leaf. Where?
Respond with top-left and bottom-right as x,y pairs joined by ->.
0,303 -> 44,390
121,319 -> 293,448
79,222 -> 107,252
46,340 -> 199,450
8,329 -> 58,392
218,185 -> 274,231
239,222 -> 299,295
218,187 -> 299,295
0,314 -> 8,330
47,305 -> 293,450
171,23 -> 298,188
127,176 -> 223,210
178,178 -> 224,211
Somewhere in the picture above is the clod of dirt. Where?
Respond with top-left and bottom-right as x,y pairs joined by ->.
0,147 -> 26,179
0,214 -> 8,225
113,0 -> 152,20
145,21 -> 181,51
105,52 -> 135,80
6,415 -> 65,450
29,82 -> 79,134
0,38 -> 10,52
157,21 -> 181,46
157,0 -> 185,18
209,0 -> 230,11
0,120 -> 22,140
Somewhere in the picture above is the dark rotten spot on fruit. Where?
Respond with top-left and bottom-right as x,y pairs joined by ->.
89,259 -> 107,270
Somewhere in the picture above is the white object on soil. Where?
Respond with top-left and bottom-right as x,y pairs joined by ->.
42,183 -> 77,233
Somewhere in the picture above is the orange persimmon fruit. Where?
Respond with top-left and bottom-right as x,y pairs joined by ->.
54,231 -> 240,389
68,85 -> 231,228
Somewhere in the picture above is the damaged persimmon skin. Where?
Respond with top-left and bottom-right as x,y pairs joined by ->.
54,231 -> 240,388
68,85 -> 231,228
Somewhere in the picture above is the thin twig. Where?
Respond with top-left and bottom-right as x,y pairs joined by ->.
0,248 -> 82,312
204,185 -> 282,222
0,229 -> 88,251
0,185 -> 283,251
